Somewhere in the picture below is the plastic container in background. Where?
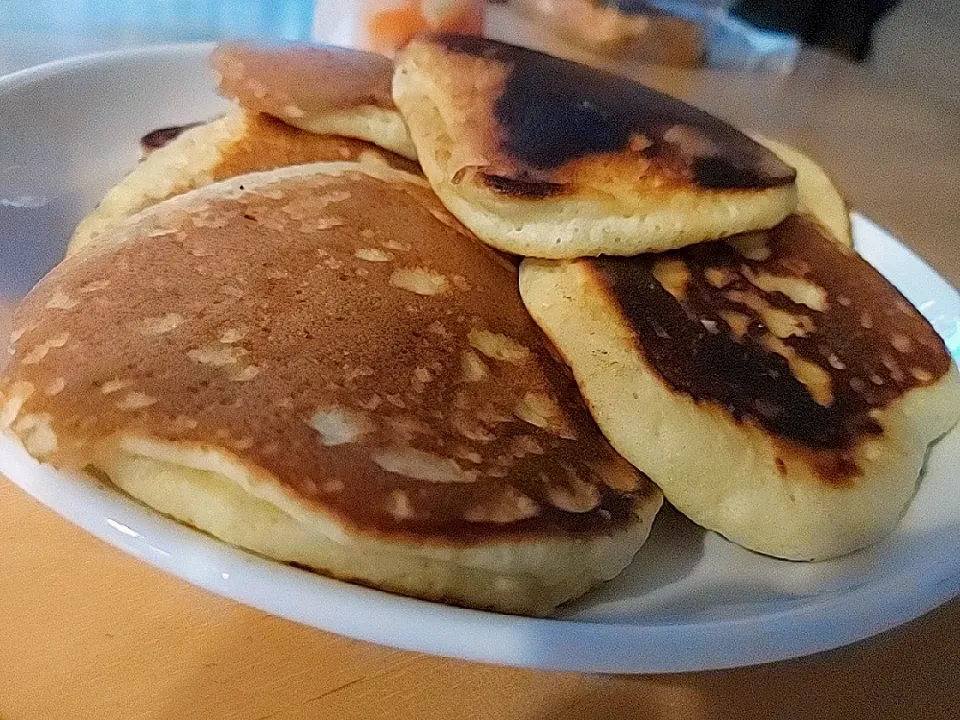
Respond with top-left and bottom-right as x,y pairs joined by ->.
508,1 -> 800,72
506,0 -> 706,67
644,0 -> 800,72
312,0 -> 799,73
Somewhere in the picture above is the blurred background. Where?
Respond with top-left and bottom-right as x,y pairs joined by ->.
1,0 -> 957,285
0,1 -> 956,106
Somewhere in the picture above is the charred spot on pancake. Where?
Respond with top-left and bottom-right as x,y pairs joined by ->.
428,34 -> 795,191
692,156 -> 773,190
587,215 -> 951,480
140,122 -> 206,155
481,173 -> 567,199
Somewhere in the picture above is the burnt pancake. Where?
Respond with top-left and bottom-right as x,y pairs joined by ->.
393,34 -> 798,258
213,42 -> 418,160
67,110 -> 418,257
520,215 -> 960,560
2,162 -> 661,616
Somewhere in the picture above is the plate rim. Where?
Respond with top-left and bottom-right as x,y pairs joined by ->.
0,41 -> 217,89
1,45 -> 958,675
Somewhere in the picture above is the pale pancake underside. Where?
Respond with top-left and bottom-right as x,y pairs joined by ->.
274,106 -> 418,161
753,135 -> 853,247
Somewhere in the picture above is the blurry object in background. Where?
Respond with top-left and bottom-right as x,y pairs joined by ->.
314,0 -> 484,56
511,0 -> 705,67
731,0 -> 901,61
629,1 -> 801,72
313,0 -> 897,72
487,1 -> 801,73
366,0 -> 484,54
871,0 -> 960,107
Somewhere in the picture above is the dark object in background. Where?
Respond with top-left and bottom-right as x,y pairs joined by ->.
604,0 -> 900,61
730,0 -> 901,61
140,122 -> 205,156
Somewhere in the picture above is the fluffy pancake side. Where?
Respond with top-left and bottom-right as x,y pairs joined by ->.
3,162 -> 660,616
520,215 -> 960,560
67,111 -> 417,256
213,43 -> 418,160
394,34 -> 798,258
753,136 -> 853,247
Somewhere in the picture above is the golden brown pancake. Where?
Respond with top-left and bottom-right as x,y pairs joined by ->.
2,162 -> 661,616
520,214 -> 960,560
213,42 -> 418,160
393,34 -> 798,258
67,110 -> 418,256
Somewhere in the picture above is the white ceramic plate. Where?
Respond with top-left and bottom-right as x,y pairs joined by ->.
1,44 -> 958,675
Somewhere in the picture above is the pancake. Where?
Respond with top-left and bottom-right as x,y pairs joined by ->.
754,136 -> 853,247
213,42 -> 418,160
520,214 -> 960,560
393,34 -> 798,258
1,162 -> 661,616
67,110 -> 418,256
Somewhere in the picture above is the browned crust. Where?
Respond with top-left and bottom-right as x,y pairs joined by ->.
209,112 -> 420,177
213,42 -> 397,118
400,34 -> 795,199
584,215 -> 951,484
4,165 -> 655,545
134,114 -> 419,174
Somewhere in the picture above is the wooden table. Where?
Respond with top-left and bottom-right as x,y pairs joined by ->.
2,41 -> 960,720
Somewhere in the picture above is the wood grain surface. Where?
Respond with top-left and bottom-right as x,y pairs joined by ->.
2,47 -> 960,719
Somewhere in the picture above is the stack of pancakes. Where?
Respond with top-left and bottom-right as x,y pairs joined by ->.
2,37 -> 957,617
